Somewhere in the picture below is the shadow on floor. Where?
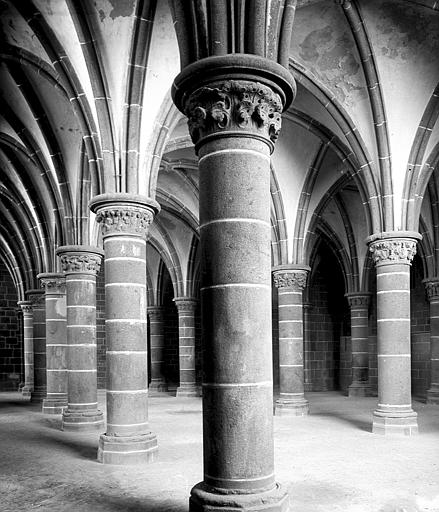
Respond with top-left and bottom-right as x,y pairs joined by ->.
309,411 -> 371,433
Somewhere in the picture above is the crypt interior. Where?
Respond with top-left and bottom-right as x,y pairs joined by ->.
0,1 -> 439,511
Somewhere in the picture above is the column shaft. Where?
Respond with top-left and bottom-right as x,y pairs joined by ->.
26,290 -> 46,403
148,306 -> 167,393
273,267 -> 309,415
57,246 -> 104,431
369,233 -> 419,435
18,301 -> 33,398
90,193 -> 159,465
175,297 -> 198,397
346,293 -> 371,397
424,279 -> 439,404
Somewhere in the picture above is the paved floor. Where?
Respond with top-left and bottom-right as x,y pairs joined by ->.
1,391 -> 438,512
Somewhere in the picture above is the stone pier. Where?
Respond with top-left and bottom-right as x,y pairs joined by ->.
18,301 -> 33,398
26,289 -> 46,403
174,297 -> 198,397
147,306 -> 167,393
424,278 -> 439,404
38,273 -> 68,414
90,193 -> 159,465
368,232 -> 420,435
346,293 -> 371,397
57,246 -> 104,431
273,265 -> 310,416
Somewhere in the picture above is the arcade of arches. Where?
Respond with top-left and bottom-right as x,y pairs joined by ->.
0,1 -> 439,511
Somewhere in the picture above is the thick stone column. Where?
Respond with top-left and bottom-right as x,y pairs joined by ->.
173,56 -> 294,511
424,278 -> 439,404
56,246 -> 104,431
38,273 -> 68,414
368,232 -> 420,435
174,297 -> 198,397
18,301 -> 33,398
26,289 -> 46,403
273,265 -> 309,416
90,193 -> 159,465
147,306 -> 167,393
345,292 -> 371,397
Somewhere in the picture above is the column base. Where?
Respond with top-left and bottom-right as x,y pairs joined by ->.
22,386 -> 33,398
348,383 -> 370,398
30,388 -> 46,403
275,397 -> 309,416
176,384 -> 200,398
149,380 -> 168,395
97,432 -> 158,465
372,409 -> 418,436
42,397 -> 68,414
426,387 -> 439,404
62,409 -> 104,431
190,482 -> 290,512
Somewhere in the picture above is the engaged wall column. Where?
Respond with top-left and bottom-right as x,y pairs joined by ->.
147,306 -> 167,393
90,193 -> 159,465
346,292 -> 371,397
38,273 -> 68,414
26,289 -> 46,403
424,279 -> 439,404
18,300 -> 33,398
368,232 -> 420,435
273,265 -> 309,416
57,246 -> 104,431
174,297 -> 198,397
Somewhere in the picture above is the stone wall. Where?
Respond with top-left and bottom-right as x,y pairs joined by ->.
0,261 -> 20,391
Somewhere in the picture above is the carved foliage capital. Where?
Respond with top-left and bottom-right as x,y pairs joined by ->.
59,253 -> 102,275
185,80 -> 283,145
147,306 -> 165,320
39,276 -> 66,295
18,301 -> 33,314
273,270 -> 308,291
424,280 -> 439,301
95,206 -> 154,237
346,293 -> 370,309
369,239 -> 417,266
174,298 -> 198,313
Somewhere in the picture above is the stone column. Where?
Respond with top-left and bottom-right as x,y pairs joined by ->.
273,265 -> 309,416
303,302 -> 312,392
38,273 -> 68,414
26,289 -> 46,403
18,301 -> 33,398
56,246 -> 104,431
173,56 -> 294,511
147,306 -> 167,393
174,297 -> 198,397
424,278 -> 439,404
345,292 -> 371,397
90,193 -> 159,465
368,232 -> 420,435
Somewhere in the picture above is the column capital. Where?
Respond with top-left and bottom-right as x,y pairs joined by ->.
147,305 -> 165,319
345,292 -> 371,309
272,265 -> 310,291
367,231 -> 421,266
56,246 -> 104,276
37,272 -> 66,294
89,193 -> 160,238
173,297 -> 198,313
17,300 -> 33,314
25,289 -> 45,306
423,278 -> 439,301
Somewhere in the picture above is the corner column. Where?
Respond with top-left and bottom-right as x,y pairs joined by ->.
368,231 -> 420,435
90,193 -> 159,465
57,246 -> 104,431
345,293 -> 371,397
424,279 -> 439,404
38,273 -> 68,414
173,56 -> 294,511
273,265 -> 309,416
147,306 -> 167,393
174,297 -> 198,397
18,301 -> 33,398
26,289 -> 46,403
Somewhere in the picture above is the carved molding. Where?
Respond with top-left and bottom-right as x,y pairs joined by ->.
424,280 -> 439,301
369,239 -> 417,265
59,253 -> 102,275
185,80 -> 283,145
95,206 -> 154,237
273,270 -> 308,290
346,293 -> 371,309
39,276 -> 66,295
174,298 -> 198,313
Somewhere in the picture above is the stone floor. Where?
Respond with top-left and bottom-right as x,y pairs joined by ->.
1,391 -> 438,512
